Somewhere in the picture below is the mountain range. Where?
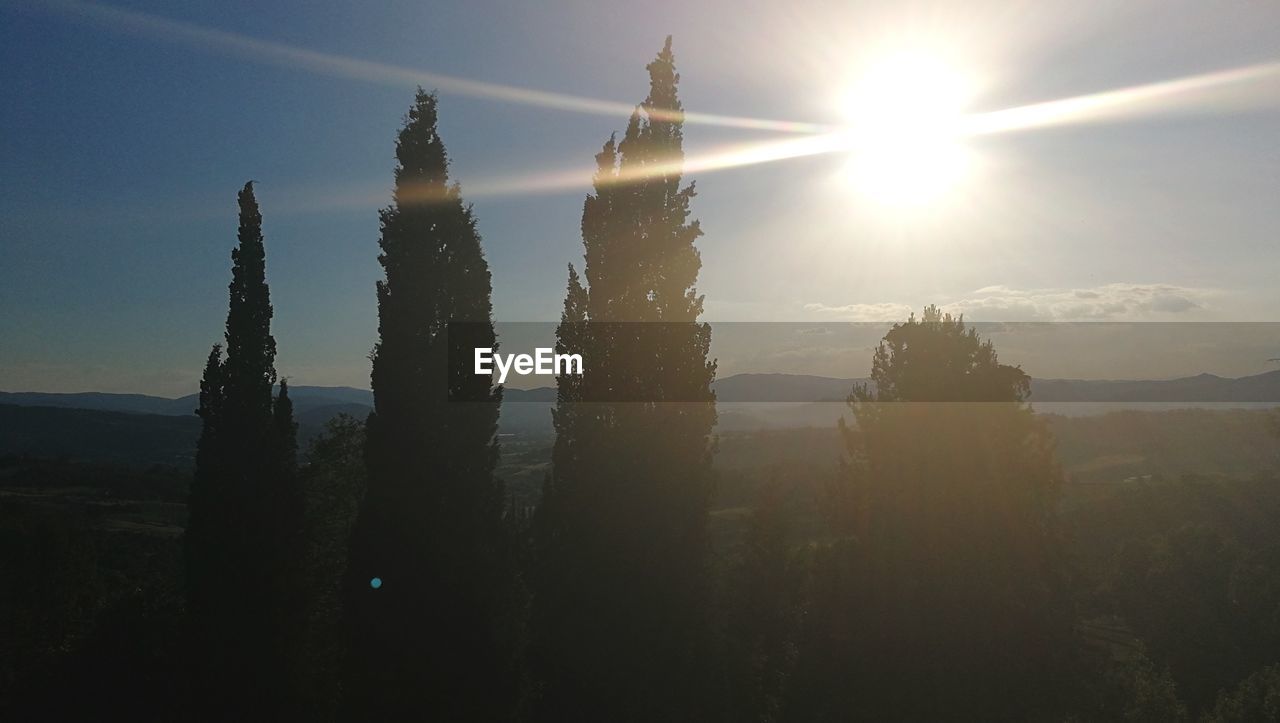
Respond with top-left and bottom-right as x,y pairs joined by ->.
4,371 -> 1279,466
713,370 -> 1280,403
6,369 -> 1280,415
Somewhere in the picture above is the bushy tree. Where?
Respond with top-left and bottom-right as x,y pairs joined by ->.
793,305 -> 1071,720
531,37 -> 717,722
855,304 -> 1030,403
341,90 -> 517,721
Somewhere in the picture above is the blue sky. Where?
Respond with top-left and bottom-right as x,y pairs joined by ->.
2,0 -> 1278,395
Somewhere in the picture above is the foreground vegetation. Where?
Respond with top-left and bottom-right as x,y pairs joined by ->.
4,403 -> 1280,720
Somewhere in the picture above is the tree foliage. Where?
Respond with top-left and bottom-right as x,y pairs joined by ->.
1207,664 -> 1280,722
530,37 -> 718,723
857,304 -> 1030,403
340,90 -> 517,722
292,415 -> 366,719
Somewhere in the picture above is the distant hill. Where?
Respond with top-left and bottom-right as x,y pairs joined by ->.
294,402 -> 375,430
0,386 -> 374,417
713,370 -> 1280,403
283,385 -> 375,406
5,370 -> 1280,466
1030,370 -> 1280,402
0,404 -> 201,466
0,402 -> 368,468
0,391 -> 196,416
712,373 -> 868,402
9,371 -> 1280,413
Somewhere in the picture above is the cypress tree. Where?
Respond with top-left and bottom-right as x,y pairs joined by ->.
531,37 -> 717,722
187,344 -> 227,641
341,90 -> 515,721
272,379 -> 298,475
185,181 -> 301,717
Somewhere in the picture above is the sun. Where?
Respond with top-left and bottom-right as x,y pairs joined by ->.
834,51 -> 978,207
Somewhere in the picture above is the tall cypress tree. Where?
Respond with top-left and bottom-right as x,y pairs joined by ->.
531,37 -> 717,722
341,90 -> 515,721
185,181 -> 301,717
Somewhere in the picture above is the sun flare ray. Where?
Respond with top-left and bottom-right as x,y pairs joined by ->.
36,0 -> 1279,211
961,61 -> 1280,136
34,0 -> 833,134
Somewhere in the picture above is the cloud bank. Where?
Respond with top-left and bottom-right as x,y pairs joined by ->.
806,283 -> 1216,321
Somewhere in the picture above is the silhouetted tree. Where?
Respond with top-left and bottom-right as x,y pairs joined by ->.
791,306 -> 1072,720
531,37 -> 718,722
184,181 -> 302,718
855,304 -> 1030,403
271,379 -> 298,477
341,90 -> 517,721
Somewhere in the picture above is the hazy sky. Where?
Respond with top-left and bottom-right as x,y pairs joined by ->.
3,0 -> 1279,395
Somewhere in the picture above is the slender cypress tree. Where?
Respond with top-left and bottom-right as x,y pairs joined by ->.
531,37 -> 717,722
341,90 -> 515,721
185,182 -> 301,717
187,345 -> 227,639
272,379 -> 298,475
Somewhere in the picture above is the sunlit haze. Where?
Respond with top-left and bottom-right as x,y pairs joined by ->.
6,4 -> 1280,721
3,0 -> 1280,394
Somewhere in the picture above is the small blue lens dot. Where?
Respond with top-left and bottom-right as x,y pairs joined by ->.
370,577 -> 382,589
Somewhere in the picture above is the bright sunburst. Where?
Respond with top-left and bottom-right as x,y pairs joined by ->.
835,51 -> 978,207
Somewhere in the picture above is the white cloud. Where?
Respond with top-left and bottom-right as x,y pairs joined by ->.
802,302 -> 915,321
806,283 -> 1218,322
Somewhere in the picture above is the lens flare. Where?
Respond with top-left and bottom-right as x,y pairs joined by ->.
962,61 -> 1280,136
36,0 -> 831,134
30,0 -> 1280,211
